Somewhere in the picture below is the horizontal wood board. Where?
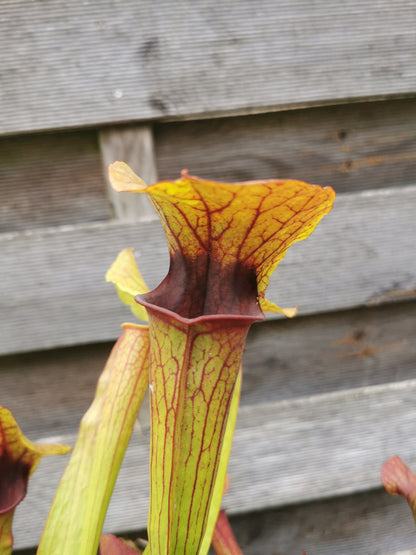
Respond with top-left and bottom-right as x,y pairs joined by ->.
11,378 -> 416,549
155,98 -> 416,193
3,301 -> 415,440
243,302 -> 416,405
223,489 -> 416,555
1,1 -> 416,134
0,131 -> 111,232
3,97 -> 415,230
1,185 -> 415,355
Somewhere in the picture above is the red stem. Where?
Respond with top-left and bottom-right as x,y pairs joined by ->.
211,510 -> 243,555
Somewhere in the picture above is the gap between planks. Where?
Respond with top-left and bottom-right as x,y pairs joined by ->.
224,489 -> 416,555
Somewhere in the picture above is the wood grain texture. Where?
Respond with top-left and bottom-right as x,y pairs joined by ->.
0,131 -> 111,232
1,1 -> 416,134
1,343 -> 112,440
99,125 -> 158,221
11,379 -> 416,549
243,301 -> 416,405
155,98 -> 416,193
223,489 -> 416,555
1,185 -> 415,355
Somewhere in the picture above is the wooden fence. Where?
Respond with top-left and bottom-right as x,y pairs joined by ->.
1,1 -> 416,553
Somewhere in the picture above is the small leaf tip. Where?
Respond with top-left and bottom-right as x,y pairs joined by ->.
108,161 -> 147,193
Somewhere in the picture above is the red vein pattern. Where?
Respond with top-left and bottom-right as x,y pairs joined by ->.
382,456 -> 416,524
109,163 -> 335,554
0,407 -> 70,552
142,172 -> 335,316
0,409 -> 70,514
38,324 -> 149,555
144,307 -> 252,553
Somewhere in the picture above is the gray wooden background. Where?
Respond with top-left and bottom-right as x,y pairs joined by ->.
1,1 -> 416,553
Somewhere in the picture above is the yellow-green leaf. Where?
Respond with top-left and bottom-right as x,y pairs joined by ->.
108,164 -> 335,318
38,324 -> 150,555
199,368 -> 242,555
259,297 -> 297,318
0,407 -> 70,555
144,311 -> 250,554
106,248 -> 149,321
0,511 -> 14,555
109,163 -> 335,554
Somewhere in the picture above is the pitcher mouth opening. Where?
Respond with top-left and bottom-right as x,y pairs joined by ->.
136,294 -> 264,326
135,251 -> 264,324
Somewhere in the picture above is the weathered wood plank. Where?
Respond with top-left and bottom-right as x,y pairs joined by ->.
0,131 -> 111,232
11,379 -> 416,549
5,301 -> 415,444
224,489 -> 416,555
1,343 -> 111,439
243,301 -> 416,405
155,98 -> 416,193
1,1 -> 416,134
99,125 -> 158,221
1,185 -> 415,354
